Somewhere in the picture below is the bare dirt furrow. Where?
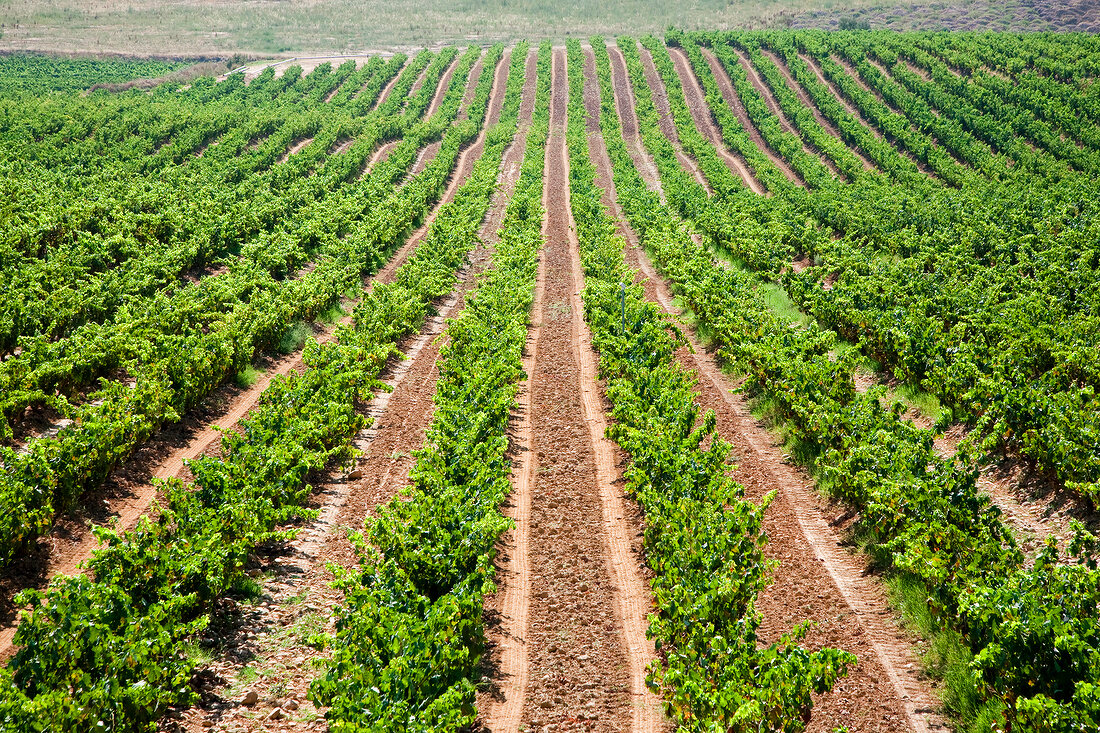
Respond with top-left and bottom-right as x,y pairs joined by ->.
172,48 -> 537,733
635,243 -> 945,733
459,54 -> 491,120
700,46 -> 803,186
666,45 -> 765,195
363,138 -> 400,174
605,44 -> 663,198
636,44 -> 713,194
733,47 -> 842,179
426,51 -> 464,118
173,229 -> 487,733
580,45 -> 946,733
508,47 -> 663,733
369,56 -> 408,109
363,54 -> 464,178
325,45 -> 521,564
401,54 -> 436,108
376,52 -> 510,281
322,80 -> 343,104
761,48 -> 876,172
276,136 -> 313,164
478,49 -> 544,731
832,55 -> 888,105
406,52 -> 477,176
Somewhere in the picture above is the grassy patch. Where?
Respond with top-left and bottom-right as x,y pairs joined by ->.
317,302 -> 346,325
886,575 -> 1004,732
234,365 -> 264,389
230,574 -> 265,600
759,282 -> 813,328
277,321 -> 311,354
894,382 -> 945,425
181,640 -> 215,668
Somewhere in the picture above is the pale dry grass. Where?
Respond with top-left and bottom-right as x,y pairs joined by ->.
0,0 -> 918,57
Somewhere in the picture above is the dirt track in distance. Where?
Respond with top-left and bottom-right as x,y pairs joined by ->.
700,46 -> 804,186
635,43 -> 714,194
760,47 -> 876,172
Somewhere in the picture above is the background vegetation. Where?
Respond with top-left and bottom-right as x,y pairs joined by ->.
1,0 -> 1092,58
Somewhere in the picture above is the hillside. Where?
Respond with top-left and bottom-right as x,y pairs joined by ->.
0,28 -> 1098,733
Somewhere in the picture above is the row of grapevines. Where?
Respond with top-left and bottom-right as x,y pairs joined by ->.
778,32 -> 973,185
618,33 -> 1100,731
746,35 -> 933,188
575,37 -> 854,730
0,53 -> 187,94
632,36 -> 825,278
893,38 -> 1100,171
0,49 -> 455,430
0,49 -> 432,351
860,37 -> 1082,178
309,40 -> 548,730
0,44 -> 521,733
680,32 -> 1100,504
0,47 -> 495,566
0,53 -> 411,353
820,35 -> 1011,179
915,35 -> 1100,153
735,41 -> 873,183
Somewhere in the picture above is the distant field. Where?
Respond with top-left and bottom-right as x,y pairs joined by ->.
0,0 -> 984,56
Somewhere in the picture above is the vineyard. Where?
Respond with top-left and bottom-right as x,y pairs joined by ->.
0,29 -> 1098,733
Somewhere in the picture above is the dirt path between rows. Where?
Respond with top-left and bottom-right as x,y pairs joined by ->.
865,56 -> 941,119
732,46 -> 843,179
852,369 -> 1096,569
407,52 -> 483,178
477,48 -> 546,732
634,43 -> 713,194
605,44 -> 663,199
583,43 -> 947,733
0,317 -> 354,662
368,56 -> 407,109
321,77 -> 345,104
488,47 -> 665,733
0,50 -> 505,666
700,46 -> 804,186
761,47 -> 876,173
401,52 -> 438,109
380,52 -> 509,279
276,136 -> 313,164
362,54 -> 459,176
168,46 -> 536,733
799,53 -> 884,140
835,53 -> 991,173
666,45 -> 765,195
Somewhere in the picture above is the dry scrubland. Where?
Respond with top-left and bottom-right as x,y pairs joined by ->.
1,0 -> 1096,57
